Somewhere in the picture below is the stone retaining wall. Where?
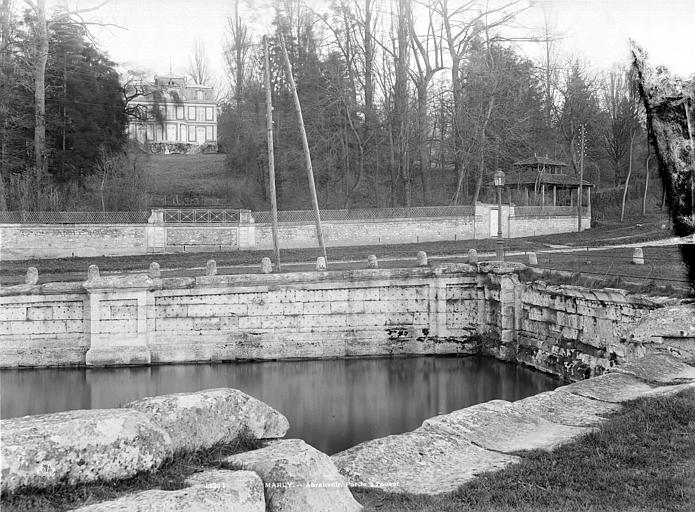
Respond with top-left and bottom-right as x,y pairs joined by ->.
513,283 -> 660,380
0,263 -> 671,381
1,265 -> 503,367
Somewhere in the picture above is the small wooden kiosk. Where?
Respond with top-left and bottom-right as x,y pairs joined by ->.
509,155 -> 593,208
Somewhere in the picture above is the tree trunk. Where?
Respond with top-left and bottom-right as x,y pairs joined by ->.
395,0 -> 410,206
642,152 -> 650,216
417,83 -> 431,205
620,130 -> 636,222
472,97 -> 495,204
34,0 -> 49,177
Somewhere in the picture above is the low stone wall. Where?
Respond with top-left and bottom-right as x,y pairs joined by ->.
0,204 -> 591,261
0,224 -> 149,259
510,215 -> 590,238
254,216 -> 479,249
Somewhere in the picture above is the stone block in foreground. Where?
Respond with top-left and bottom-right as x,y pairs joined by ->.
421,400 -> 591,453
609,354 -> 695,384
560,372 -> 667,403
126,388 -> 289,453
70,470 -> 264,511
224,439 -> 363,511
332,428 -> 518,495
1,409 -> 172,494
508,390 -> 621,427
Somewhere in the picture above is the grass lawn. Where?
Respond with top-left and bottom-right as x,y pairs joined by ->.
510,245 -> 692,295
141,153 -> 230,201
0,215 -> 678,283
353,388 -> 695,512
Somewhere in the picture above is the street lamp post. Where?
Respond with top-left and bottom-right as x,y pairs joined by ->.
494,169 -> 506,261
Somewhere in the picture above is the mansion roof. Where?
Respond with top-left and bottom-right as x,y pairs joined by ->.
126,74 -> 215,104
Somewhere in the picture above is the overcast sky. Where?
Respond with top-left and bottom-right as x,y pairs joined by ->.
51,0 -> 695,85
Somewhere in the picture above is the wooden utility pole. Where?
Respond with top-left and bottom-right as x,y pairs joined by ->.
279,33 -> 327,262
577,124 -> 585,232
263,36 -> 281,271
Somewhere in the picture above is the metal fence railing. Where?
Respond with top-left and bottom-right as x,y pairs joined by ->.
0,211 -> 149,224
253,205 -> 477,223
161,208 -> 243,224
514,206 -> 590,217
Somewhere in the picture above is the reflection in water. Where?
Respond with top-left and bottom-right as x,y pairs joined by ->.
0,356 -> 560,454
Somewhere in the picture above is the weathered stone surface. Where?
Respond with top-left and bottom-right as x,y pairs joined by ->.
70,470 -> 265,512
416,251 -> 428,267
421,400 -> 590,453
225,439 -> 362,511
509,390 -> 621,427
559,372 -> 655,403
1,409 -> 172,494
332,427 -> 517,495
610,354 -> 695,384
148,262 -> 161,279
25,267 -> 39,285
528,252 -> 537,265
627,303 -> 695,359
477,261 -> 526,274
467,248 -> 478,264
261,257 -> 273,274
316,257 -> 327,271
87,264 -> 100,282
126,388 -> 289,453
632,247 -> 644,265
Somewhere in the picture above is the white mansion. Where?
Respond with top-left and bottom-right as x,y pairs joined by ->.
126,75 -> 217,153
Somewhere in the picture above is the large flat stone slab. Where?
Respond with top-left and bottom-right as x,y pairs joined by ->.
421,400 -> 591,453
1,409 -> 172,494
610,354 -> 695,384
70,470 -> 264,511
559,373 -> 656,402
508,390 -> 621,427
126,388 -> 289,453
332,427 -> 518,495
224,439 -> 362,511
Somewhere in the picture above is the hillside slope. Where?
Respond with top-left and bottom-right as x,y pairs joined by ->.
142,153 -> 231,206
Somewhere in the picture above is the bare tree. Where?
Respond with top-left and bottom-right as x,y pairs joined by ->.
187,37 -> 212,85
224,0 -> 251,110
437,0 -> 526,204
393,0 -> 411,206
409,0 -> 444,204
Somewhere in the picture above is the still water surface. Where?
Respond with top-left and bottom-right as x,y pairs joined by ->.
0,356 -> 560,454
